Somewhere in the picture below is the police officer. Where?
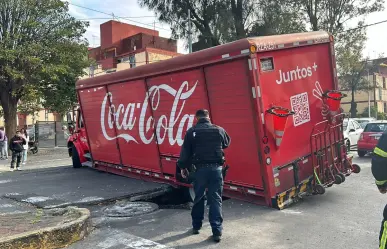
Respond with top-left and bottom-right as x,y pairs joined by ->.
371,131 -> 387,248
177,109 -> 230,243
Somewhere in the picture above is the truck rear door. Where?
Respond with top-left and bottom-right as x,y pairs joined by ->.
256,43 -> 336,192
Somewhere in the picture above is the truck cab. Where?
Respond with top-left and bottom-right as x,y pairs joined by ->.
67,109 -> 91,168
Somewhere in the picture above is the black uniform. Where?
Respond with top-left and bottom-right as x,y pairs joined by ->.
371,131 -> 387,248
177,118 -> 230,238
9,135 -> 26,170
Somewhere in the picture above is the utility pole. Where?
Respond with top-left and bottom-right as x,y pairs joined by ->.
368,67 -> 371,118
188,9 -> 192,53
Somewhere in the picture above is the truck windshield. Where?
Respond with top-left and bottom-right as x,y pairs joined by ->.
364,123 -> 387,132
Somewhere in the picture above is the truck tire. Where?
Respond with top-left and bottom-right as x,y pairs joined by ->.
72,145 -> 82,168
357,150 -> 366,158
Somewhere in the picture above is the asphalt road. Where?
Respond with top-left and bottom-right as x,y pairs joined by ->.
0,152 -> 383,249
68,154 -> 384,249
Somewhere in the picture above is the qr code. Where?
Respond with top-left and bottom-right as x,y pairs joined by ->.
290,92 -> 311,127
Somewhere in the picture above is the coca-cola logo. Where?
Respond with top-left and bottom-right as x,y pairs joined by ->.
100,81 -> 198,146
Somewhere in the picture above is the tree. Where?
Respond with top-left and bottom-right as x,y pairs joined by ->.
295,0 -> 384,34
17,86 -> 42,117
249,0 -> 305,36
0,0 -> 89,137
138,0 -> 304,50
337,27 -> 371,118
362,106 -> 386,120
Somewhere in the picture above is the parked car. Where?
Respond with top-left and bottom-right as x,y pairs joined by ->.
352,117 -> 377,129
343,119 -> 364,151
357,120 -> 387,157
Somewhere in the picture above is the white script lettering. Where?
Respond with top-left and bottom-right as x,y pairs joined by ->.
100,81 -> 198,146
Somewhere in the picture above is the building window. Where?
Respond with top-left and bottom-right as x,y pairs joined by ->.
119,56 -> 130,63
129,55 -> 136,68
384,77 -> 386,89
384,102 -> 387,113
379,87 -> 383,100
44,110 -> 48,121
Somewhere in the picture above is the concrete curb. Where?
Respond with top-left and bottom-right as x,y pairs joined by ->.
0,207 -> 91,249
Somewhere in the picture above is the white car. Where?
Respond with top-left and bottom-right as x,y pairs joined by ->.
352,117 -> 376,129
343,119 -> 364,151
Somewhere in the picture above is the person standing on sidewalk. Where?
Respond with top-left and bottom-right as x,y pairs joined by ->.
9,130 -> 26,171
177,109 -> 231,243
0,127 -> 8,160
20,128 -> 29,165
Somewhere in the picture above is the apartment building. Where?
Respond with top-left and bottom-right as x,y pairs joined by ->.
82,20 -> 181,79
340,58 -> 387,116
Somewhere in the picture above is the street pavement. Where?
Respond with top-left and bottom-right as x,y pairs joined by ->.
0,151 -> 384,249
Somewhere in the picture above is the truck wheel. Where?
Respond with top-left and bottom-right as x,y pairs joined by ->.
338,173 -> 346,183
334,175 -> 343,185
357,150 -> 366,157
71,145 -> 82,168
352,164 -> 361,174
314,184 -> 325,195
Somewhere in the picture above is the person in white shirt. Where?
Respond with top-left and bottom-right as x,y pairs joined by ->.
20,128 -> 29,165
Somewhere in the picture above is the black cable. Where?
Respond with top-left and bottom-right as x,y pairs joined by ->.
77,16 -> 156,20
68,2 -> 171,31
337,19 -> 387,34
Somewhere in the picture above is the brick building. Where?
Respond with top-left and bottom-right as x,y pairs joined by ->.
83,20 -> 180,78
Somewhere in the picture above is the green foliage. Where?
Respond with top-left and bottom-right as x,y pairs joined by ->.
17,86 -> 43,115
0,0 -> 89,133
138,0 -> 306,50
362,106 -> 386,120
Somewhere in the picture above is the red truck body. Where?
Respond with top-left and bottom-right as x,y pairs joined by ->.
69,31 -> 359,209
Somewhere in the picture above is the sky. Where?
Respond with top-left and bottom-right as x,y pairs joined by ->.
64,0 -> 387,59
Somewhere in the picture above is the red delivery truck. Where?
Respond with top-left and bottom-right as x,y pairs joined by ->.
67,31 -> 360,209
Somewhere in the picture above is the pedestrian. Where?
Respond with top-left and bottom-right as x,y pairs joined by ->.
20,128 -> 29,165
177,109 -> 231,243
0,127 -> 8,160
370,131 -> 387,248
9,130 -> 26,171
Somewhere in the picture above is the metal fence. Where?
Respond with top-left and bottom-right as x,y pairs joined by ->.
34,121 -> 69,148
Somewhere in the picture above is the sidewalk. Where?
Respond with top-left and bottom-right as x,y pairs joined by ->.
0,198 -> 91,249
0,148 -> 71,173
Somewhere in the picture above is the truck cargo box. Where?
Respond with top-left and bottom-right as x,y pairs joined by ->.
70,31 -> 360,209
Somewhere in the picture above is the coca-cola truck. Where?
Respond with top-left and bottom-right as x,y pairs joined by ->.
67,31 -> 360,209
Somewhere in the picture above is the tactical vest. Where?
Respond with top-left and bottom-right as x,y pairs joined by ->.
372,132 -> 387,183
374,132 -> 387,158
192,123 -> 224,165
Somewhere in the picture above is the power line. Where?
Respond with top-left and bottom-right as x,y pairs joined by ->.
338,19 -> 387,34
68,2 -> 171,32
77,16 -> 156,20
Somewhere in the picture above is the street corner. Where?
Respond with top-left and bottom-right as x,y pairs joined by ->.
3,193 -> 69,209
0,206 -> 91,249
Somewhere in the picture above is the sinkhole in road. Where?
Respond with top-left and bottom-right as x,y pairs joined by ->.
145,187 -> 229,210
